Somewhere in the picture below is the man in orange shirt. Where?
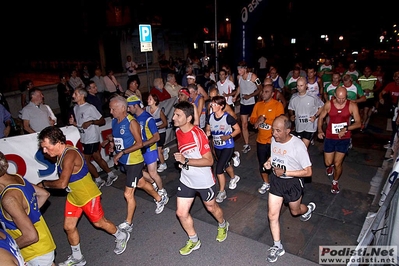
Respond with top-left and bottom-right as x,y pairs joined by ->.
250,85 -> 284,194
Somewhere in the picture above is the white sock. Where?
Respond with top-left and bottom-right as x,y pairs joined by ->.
189,234 -> 199,243
71,243 -> 83,259
273,240 -> 282,249
113,228 -> 126,240
108,172 -> 115,178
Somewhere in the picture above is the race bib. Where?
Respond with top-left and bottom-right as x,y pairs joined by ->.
259,123 -> 271,130
213,135 -> 225,146
331,122 -> 347,134
298,114 -> 310,123
114,138 -> 125,151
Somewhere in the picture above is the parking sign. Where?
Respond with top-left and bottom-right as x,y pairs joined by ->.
139,24 -> 152,43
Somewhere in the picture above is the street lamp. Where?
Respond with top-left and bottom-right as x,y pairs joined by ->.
214,0 -> 218,77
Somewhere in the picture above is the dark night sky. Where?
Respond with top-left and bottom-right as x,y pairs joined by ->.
2,0 -> 398,63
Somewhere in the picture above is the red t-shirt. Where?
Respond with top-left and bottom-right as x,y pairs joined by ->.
150,87 -> 171,102
383,81 -> 399,105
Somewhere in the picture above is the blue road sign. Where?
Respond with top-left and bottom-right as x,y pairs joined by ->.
139,24 -> 152,43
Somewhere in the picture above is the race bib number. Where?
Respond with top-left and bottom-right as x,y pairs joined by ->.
298,114 -> 310,124
114,138 -> 125,151
259,123 -> 271,130
213,135 -> 225,146
332,122 -> 347,134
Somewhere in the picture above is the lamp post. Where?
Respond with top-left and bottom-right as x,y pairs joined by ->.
214,0 -> 218,80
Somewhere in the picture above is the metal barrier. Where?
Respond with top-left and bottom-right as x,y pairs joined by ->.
349,177 -> 399,265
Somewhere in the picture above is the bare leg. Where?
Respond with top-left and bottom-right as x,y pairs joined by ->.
240,114 -> 249,145
63,216 -> 80,246
176,197 -> 196,236
92,216 -> 117,235
123,186 -> 136,224
137,177 -> 161,202
92,150 -> 112,173
268,193 -> 283,242
332,152 -> 346,181
157,147 -> 165,164
287,196 -> 308,216
217,173 -> 226,192
203,199 -> 225,224
261,172 -> 269,184
83,154 -> 99,179
147,161 -> 164,190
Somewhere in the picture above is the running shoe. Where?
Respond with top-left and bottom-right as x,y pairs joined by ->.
95,179 -> 105,189
106,173 -> 118,186
258,182 -> 270,194
242,145 -> 251,154
232,151 -> 240,167
163,147 -> 170,161
216,221 -> 229,242
215,191 -> 227,203
331,180 -> 340,194
118,221 -> 133,233
228,175 -> 240,190
179,239 -> 201,255
58,255 -> 86,266
114,231 -> 130,255
300,202 -> 316,222
155,194 -> 169,214
157,163 -> 168,173
267,246 -> 285,263
326,165 -> 334,177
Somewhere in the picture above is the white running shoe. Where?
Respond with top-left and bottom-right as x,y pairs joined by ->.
232,151 -> 240,167
258,182 -> 270,194
229,175 -> 240,189
106,173 -> 118,186
242,145 -> 251,154
95,179 -> 105,189
157,163 -> 168,173
215,191 -> 227,203
163,147 -> 170,161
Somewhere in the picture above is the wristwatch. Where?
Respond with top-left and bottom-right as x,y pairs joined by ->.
184,158 -> 189,165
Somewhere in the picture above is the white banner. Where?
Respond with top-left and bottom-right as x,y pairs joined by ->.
1,126 -> 81,184
0,97 -> 178,185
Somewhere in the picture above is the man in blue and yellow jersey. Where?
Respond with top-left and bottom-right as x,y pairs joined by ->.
0,151 -> 56,266
108,95 -> 168,234
127,95 -> 169,200
38,126 -> 130,265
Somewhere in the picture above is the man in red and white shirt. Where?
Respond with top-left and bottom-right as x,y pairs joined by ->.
172,101 -> 229,256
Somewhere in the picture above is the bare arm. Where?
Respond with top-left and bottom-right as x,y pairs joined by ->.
192,102 -> 199,126
32,184 -> 50,208
0,248 -> 21,266
317,101 -> 331,139
142,122 -> 160,147
197,85 -> 209,101
225,105 -> 237,119
43,149 -> 78,189
2,191 -> 39,248
277,91 -> 287,109
113,119 -> 143,165
158,110 -> 168,129
272,165 -> 312,178
174,150 -> 214,167
349,101 -> 361,130
23,120 -> 35,134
